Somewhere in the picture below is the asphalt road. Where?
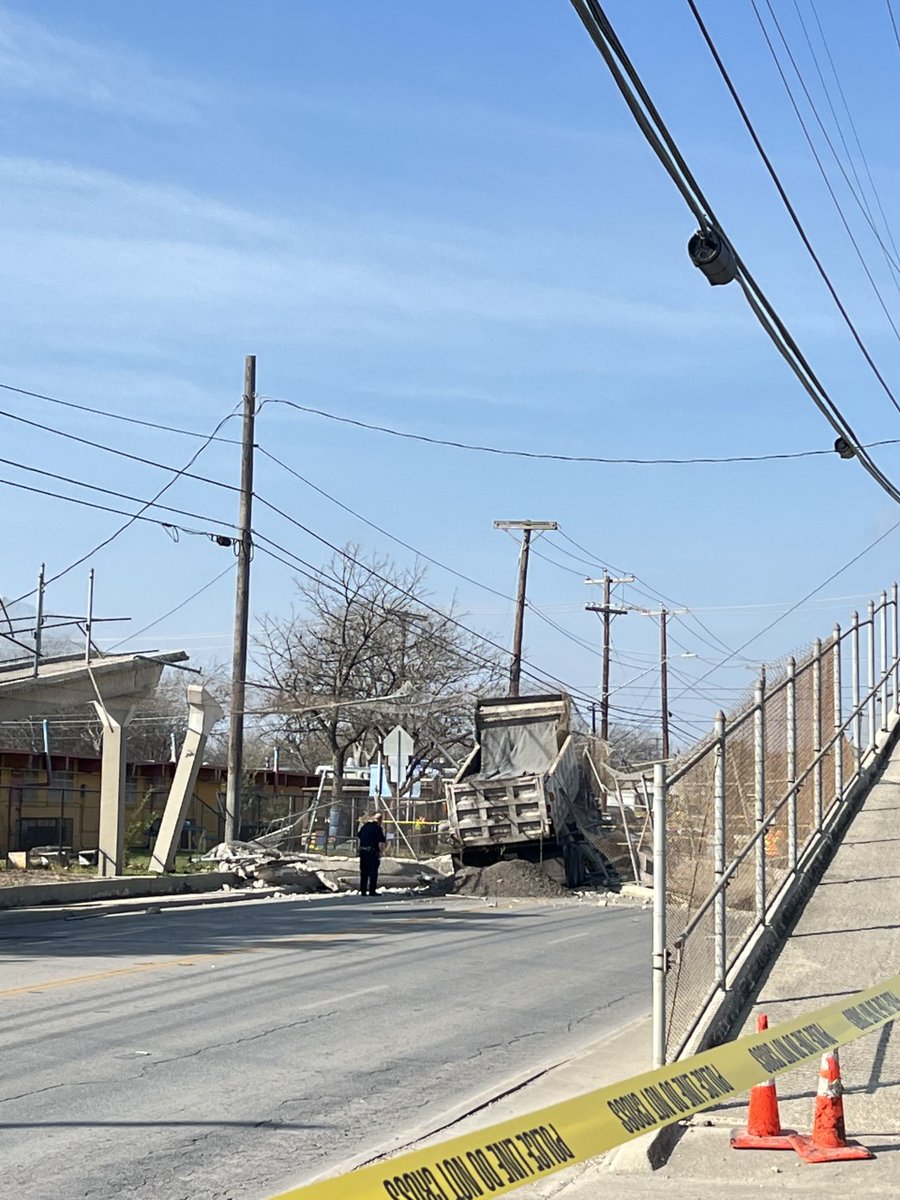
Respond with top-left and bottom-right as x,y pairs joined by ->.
0,892 -> 651,1200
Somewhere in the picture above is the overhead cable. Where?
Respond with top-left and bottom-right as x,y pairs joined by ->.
569,0 -> 900,507
685,0 -> 900,414
8,404 -> 242,605
749,0 -> 900,340
0,382 -> 242,444
802,0 -> 900,275
261,397 -> 900,465
107,564 -> 236,653
0,407 -> 239,493
249,526 -> 599,707
258,444 -> 615,659
0,476 -> 233,542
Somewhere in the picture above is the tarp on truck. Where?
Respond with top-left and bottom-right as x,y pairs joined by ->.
475,695 -> 570,780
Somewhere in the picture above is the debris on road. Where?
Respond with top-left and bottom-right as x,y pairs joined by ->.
426,859 -> 570,899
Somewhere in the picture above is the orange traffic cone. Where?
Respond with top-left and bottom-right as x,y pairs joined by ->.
789,1049 -> 874,1163
731,1014 -> 797,1150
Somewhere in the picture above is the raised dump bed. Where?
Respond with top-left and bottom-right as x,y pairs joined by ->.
446,693 -> 618,888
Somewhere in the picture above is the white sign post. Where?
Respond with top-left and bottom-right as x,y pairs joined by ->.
382,724 -> 414,809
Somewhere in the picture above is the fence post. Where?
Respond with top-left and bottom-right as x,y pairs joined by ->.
833,625 -> 843,805
893,582 -> 899,715
786,658 -> 797,871
652,760 -> 668,1069
813,638 -> 823,832
714,711 -> 727,990
755,667 -> 766,927
881,593 -> 889,733
868,599 -> 877,753
851,612 -> 861,777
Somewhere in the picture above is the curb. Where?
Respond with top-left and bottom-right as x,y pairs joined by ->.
0,884 -> 284,928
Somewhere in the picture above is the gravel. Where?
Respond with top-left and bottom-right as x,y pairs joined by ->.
427,858 -> 570,899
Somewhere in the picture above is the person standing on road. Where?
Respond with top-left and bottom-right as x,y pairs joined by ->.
357,811 -> 386,896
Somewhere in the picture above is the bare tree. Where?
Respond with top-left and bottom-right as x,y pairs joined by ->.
606,723 -> 661,770
252,546 -> 503,835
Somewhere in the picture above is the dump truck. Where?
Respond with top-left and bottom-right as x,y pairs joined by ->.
444,693 -> 618,888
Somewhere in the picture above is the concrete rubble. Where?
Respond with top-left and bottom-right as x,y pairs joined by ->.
202,842 -> 455,894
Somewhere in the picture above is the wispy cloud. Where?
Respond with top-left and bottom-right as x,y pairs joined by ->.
0,8 -> 212,124
1,156 -> 759,356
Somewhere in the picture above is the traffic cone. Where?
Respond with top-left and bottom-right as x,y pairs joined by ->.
789,1049 -> 874,1163
731,1014 -> 797,1150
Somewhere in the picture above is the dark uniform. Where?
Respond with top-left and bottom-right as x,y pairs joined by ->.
357,817 -> 386,895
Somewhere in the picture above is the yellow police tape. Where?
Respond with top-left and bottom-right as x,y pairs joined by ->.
270,974 -> 900,1200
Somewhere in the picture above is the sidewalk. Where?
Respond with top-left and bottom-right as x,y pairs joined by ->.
363,741 -> 900,1200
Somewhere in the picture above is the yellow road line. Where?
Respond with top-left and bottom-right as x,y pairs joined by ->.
0,918 -> 442,998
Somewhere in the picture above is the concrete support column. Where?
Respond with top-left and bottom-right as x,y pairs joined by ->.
94,702 -> 135,877
150,687 -> 224,873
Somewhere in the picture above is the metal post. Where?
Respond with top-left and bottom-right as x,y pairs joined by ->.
893,582 -> 899,715
813,638 -> 822,830
713,711 -> 726,989
851,613 -> 861,776
786,658 -> 797,871
754,668 -> 766,926
868,599 -> 877,752
225,354 -> 256,844
652,761 -> 668,1068
880,592 -> 889,732
833,625 -> 843,806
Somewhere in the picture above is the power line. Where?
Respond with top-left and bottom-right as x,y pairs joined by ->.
555,529 -> 738,660
107,564 -> 237,653
802,0 -> 900,275
569,1 -> 900,508
257,446 -> 512,603
262,395 -> 900,465
0,382 -> 242,444
0,476 -> 232,541
688,0 -> 900,414
257,444 -> 611,661
249,523 -> 599,706
0,457 -> 238,531
749,0 -> 900,342
888,0 -> 900,65
0,406 -> 239,493
670,515 -> 900,703
9,404 -> 241,605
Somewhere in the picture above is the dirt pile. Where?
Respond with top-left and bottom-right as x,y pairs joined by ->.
431,859 -> 569,899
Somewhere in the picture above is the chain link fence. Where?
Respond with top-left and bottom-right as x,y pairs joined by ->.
658,590 -> 899,1061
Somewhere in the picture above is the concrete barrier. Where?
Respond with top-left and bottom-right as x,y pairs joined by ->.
0,871 -> 239,910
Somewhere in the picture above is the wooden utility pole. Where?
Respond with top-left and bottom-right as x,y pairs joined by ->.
641,606 -> 687,760
585,573 -> 633,741
494,519 -> 558,697
660,607 -> 670,760
225,354 -> 256,843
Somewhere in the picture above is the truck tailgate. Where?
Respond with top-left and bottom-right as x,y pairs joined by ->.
445,774 -> 551,846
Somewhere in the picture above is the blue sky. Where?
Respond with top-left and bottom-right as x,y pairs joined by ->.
4,1 -> 900,746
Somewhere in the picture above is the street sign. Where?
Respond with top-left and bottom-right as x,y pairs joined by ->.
382,724 -> 414,792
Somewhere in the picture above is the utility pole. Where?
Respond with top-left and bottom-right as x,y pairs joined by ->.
494,520 -> 558,697
225,354 -> 256,843
641,607 -> 687,760
585,573 -> 633,740
660,607 -> 669,760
